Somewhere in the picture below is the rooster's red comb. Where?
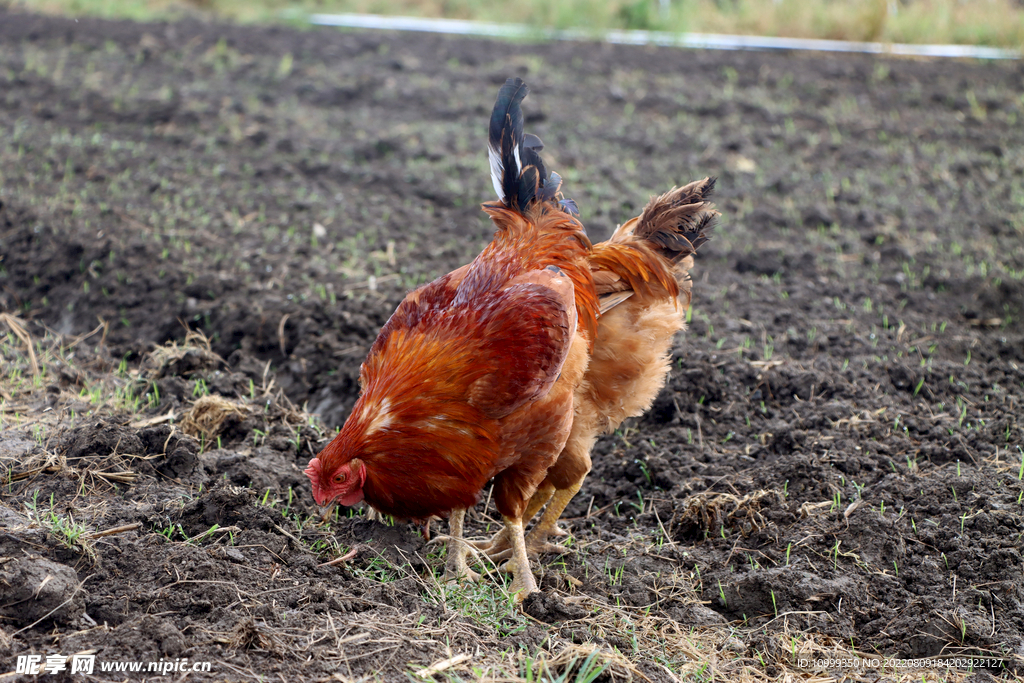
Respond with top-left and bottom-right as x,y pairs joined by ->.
304,458 -> 325,505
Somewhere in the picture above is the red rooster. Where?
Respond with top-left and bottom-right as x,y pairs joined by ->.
305,78 -> 598,597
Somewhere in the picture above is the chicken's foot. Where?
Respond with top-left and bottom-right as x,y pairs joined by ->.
442,508 -> 480,583
503,516 -> 538,599
471,483 -> 554,559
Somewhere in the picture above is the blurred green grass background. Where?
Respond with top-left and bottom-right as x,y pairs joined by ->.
13,0 -> 1024,49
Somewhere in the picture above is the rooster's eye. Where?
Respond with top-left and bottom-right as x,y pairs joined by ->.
334,473 -> 347,484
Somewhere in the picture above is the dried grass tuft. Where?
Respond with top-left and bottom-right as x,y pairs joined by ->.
547,643 -> 637,681
0,449 -> 65,485
230,618 -> 284,657
677,489 -> 782,538
181,395 -> 251,440
143,328 -> 225,378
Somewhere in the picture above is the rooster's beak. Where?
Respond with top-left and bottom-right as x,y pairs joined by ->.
318,500 -> 338,523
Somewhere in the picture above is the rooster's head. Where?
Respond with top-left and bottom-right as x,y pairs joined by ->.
304,455 -> 366,521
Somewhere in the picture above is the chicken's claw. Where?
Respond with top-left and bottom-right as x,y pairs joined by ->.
472,482 -> 556,558
474,527 -> 569,560
490,549 -> 515,565
443,557 -> 481,584
545,524 -> 570,538
491,535 -> 569,563
529,541 -> 571,556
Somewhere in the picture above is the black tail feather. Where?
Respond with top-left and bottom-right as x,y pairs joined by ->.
523,133 -> 544,153
539,171 -> 562,202
487,77 -> 572,214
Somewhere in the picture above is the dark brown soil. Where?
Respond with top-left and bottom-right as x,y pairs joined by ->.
2,6 -> 1024,681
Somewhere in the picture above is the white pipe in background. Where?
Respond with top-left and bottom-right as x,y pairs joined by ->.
308,13 -> 1020,60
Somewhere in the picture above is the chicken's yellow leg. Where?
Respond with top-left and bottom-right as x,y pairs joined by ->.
443,508 -> 480,583
523,480 -> 581,555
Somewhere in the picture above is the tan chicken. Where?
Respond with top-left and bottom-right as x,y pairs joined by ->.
474,179 -> 717,560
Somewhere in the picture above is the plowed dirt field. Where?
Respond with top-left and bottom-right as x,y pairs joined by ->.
2,8 -> 1023,681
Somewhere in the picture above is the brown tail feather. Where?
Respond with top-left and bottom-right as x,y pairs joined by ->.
590,178 -> 717,308
632,177 -> 717,263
